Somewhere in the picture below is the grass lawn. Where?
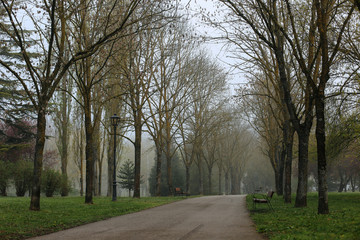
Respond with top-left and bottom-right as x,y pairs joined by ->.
246,192 -> 360,239
0,196 -> 186,240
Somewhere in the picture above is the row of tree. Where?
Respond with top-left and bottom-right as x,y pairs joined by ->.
207,0 -> 360,214
0,0 -> 254,211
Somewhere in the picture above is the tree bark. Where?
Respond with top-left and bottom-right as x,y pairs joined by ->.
84,97 -> 94,204
315,91 -> 329,214
224,171 -> 229,195
133,113 -> 142,198
59,77 -> 69,189
30,107 -> 47,210
155,146 -> 162,196
276,146 -> 285,196
218,166 -> 222,195
284,121 -> 294,203
185,165 -> 190,195
295,130 -> 310,207
230,167 -> 240,195
165,141 -> 173,196
107,135 -> 114,197
80,127 -> 84,197
208,166 -> 212,195
197,151 -> 203,195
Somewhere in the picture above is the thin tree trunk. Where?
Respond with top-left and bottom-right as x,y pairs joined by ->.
295,130 -> 309,208
84,98 -> 94,204
197,153 -> 203,195
98,160 -> 102,196
315,91 -> 329,214
93,156 -> 98,196
350,176 -> 355,192
185,165 -> 190,194
224,171 -> 229,195
155,146 -> 162,196
166,146 -> 173,196
60,78 -> 68,182
284,122 -> 294,203
274,168 -> 280,195
80,125 -> 84,197
30,107 -> 47,210
230,167 -> 240,194
133,114 -> 142,198
208,166 -> 212,195
107,136 -> 113,197
278,147 -> 286,196
218,166 -> 222,195
274,146 -> 285,196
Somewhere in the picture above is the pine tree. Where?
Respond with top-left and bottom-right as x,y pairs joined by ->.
118,159 -> 135,197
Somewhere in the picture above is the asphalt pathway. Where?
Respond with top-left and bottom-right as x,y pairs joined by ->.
30,195 -> 265,240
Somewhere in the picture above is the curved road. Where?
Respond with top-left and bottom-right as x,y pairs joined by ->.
30,195 -> 265,240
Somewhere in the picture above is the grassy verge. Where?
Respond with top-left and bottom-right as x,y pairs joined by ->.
0,196 -> 186,240
246,192 -> 360,239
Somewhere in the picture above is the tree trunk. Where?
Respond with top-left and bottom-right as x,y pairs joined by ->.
165,109 -> 173,196
274,167 -> 280,196
224,171 -> 229,195
350,176 -> 356,192
107,136 -> 114,197
197,152 -> 203,195
208,166 -> 212,195
60,79 -> 68,181
185,165 -> 190,194
133,114 -> 142,198
155,146 -> 162,196
84,98 -> 94,204
315,91 -> 329,214
284,122 -> 294,203
80,130 -> 84,197
295,130 -> 309,208
274,146 -> 285,196
93,156 -> 98,196
218,166 -> 222,195
166,144 -> 173,196
98,159 -> 102,196
30,107 -> 47,210
230,167 -> 240,195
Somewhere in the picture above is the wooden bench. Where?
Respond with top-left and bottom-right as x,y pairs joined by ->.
174,187 -> 188,196
252,191 -> 274,210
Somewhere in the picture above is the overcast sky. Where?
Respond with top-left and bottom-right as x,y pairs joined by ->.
180,0 -> 246,89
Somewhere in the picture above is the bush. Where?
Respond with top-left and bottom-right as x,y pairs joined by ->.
60,174 -> 71,197
149,152 -> 185,196
0,161 -> 12,196
13,160 -> 33,197
41,169 -> 61,197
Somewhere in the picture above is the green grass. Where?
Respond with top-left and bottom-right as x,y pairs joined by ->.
246,192 -> 360,239
0,196 -> 186,240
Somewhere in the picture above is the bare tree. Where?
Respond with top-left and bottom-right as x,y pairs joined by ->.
213,0 -> 354,213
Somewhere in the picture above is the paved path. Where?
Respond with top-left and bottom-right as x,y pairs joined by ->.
30,195 -> 265,240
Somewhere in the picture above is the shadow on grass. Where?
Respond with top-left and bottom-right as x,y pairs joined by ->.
249,208 -> 273,214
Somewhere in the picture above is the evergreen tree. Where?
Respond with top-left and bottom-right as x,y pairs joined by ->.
0,5 -> 38,123
118,159 -> 135,197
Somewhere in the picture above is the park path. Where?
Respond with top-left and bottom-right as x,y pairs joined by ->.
29,195 -> 265,240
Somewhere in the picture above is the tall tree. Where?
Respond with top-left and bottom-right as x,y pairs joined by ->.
215,1 -> 354,213
53,75 -> 72,196
0,0 -> 149,209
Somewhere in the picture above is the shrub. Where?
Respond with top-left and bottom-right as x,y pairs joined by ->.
0,161 -> 12,196
13,160 -> 33,197
41,169 -> 61,197
60,174 -> 71,197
